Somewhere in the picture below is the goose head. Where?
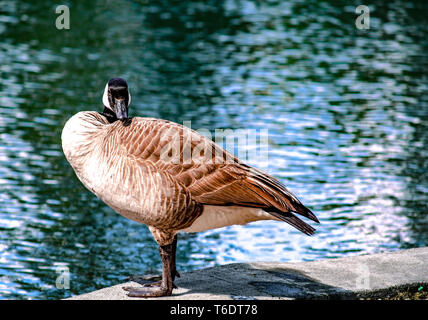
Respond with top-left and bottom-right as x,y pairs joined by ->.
102,78 -> 131,121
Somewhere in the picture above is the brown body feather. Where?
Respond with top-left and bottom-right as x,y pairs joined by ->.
62,111 -> 318,245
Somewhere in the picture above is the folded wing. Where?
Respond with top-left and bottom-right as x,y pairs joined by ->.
116,117 -> 319,235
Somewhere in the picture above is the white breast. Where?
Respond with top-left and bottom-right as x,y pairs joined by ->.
61,111 -> 109,195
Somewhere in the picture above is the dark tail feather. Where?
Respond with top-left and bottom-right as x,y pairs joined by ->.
269,211 -> 316,236
245,167 -> 319,224
294,204 -> 319,224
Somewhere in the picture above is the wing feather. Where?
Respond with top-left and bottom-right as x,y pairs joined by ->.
115,117 -> 319,233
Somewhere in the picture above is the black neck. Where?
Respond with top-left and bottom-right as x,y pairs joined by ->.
99,106 -> 132,126
100,106 -> 117,123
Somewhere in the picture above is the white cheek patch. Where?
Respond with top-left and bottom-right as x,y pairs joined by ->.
128,92 -> 131,106
102,83 -> 110,109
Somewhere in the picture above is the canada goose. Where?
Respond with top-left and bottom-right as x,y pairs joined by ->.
61,78 -> 319,297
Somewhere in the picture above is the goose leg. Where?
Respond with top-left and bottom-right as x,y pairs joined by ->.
123,237 -> 177,297
126,235 -> 180,288
171,234 -> 180,279
142,235 -> 180,288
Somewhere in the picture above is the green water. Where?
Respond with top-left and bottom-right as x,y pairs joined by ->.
0,0 -> 427,299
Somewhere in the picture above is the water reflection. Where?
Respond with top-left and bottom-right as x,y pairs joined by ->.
0,0 -> 427,299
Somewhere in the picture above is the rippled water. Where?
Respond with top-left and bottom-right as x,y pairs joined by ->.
0,0 -> 427,299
